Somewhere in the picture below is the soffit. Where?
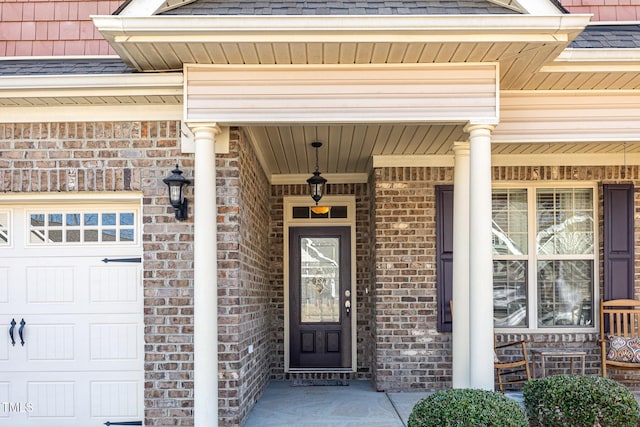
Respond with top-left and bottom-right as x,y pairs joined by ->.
92,14 -> 591,91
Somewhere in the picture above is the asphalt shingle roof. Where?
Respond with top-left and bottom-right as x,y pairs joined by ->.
0,58 -> 136,77
569,25 -> 640,49
159,0 -> 519,15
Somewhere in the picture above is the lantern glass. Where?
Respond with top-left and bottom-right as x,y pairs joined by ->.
168,184 -> 183,207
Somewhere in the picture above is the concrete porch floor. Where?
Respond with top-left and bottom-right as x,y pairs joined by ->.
243,381 -> 524,427
243,380 -> 640,427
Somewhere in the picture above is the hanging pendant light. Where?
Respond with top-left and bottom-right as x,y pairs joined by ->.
307,141 -> 328,213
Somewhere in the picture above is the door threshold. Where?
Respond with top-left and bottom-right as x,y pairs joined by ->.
288,368 -> 353,373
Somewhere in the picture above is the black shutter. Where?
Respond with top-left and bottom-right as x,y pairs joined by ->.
603,184 -> 635,301
436,185 -> 454,332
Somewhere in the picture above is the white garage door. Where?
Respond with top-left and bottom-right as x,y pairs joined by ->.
0,202 -> 144,427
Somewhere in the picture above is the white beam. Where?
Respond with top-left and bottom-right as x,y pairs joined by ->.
0,105 -> 181,123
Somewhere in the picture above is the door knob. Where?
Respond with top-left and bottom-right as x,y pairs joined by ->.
345,300 -> 351,316
9,318 -> 15,346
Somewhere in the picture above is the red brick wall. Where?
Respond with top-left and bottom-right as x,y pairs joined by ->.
0,0 -> 118,56
562,0 -> 640,21
217,129 -> 272,426
372,167 -> 453,392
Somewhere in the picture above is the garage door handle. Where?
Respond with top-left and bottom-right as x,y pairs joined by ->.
18,319 -> 25,346
9,318 -> 15,346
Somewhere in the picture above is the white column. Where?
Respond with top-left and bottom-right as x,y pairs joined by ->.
452,141 -> 470,389
192,124 -> 221,427
466,123 -> 495,390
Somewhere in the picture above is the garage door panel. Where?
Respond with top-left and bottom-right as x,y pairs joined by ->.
0,267 -> 8,303
27,381 -> 75,418
0,382 -> 9,418
26,267 -> 75,304
26,324 -> 75,361
89,265 -> 140,304
0,203 -> 143,427
90,379 -> 140,418
1,260 -> 140,315
90,323 -> 140,361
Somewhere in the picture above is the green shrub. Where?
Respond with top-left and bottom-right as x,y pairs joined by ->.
523,374 -> 640,427
408,388 -> 528,427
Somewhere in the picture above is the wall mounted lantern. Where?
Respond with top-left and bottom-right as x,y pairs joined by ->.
163,164 -> 191,221
306,142 -> 328,214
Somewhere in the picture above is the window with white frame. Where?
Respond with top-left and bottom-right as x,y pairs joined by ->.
492,186 -> 596,329
28,210 -> 137,245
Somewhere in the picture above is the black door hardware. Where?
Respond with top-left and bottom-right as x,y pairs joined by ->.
101,258 -> 142,264
104,421 -> 142,426
9,318 -> 15,346
18,319 -> 25,346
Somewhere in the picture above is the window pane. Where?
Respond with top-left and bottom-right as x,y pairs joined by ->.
492,189 -> 528,255
120,229 -> 134,242
102,213 -> 117,226
84,230 -> 99,242
300,237 -> 340,323
48,230 -> 62,242
66,214 -> 81,226
537,260 -> 593,327
84,213 -> 99,226
48,214 -> 63,227
494,260 -> 527,327
536,189 -> 594,255
66,230 -> 81,242
120,213 -> 134,226
0,212 -> 8,244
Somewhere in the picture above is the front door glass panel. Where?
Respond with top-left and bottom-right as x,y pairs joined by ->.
300,237 -> 340,323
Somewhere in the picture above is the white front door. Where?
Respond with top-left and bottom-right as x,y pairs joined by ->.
0,203 -> 144,427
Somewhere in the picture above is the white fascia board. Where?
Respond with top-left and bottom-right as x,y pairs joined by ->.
542,49 -> 640,72
372,153 -> 640,168
92,14 -> 592,43
0,73 -> 183,91
0,104 -> 182,123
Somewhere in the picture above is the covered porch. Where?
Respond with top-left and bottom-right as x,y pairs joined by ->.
90,3 -> 640,426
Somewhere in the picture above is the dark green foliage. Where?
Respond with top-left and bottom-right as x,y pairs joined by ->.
523,375 -> 640,427
408,388 -> 528,427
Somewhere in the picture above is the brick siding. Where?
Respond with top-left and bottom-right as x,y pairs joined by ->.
371,164 -> 640,392
217,129 -> 272,426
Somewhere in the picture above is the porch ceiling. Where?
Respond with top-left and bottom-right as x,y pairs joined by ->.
247,124 -> 640,181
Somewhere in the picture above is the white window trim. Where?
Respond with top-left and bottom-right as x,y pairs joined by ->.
493,181 -> 599,333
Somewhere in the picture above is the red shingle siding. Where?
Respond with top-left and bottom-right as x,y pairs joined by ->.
562,0 -> 640,21
0,1 -> 118,57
